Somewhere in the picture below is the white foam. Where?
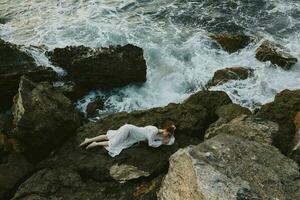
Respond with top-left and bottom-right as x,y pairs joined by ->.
0,0 -> 299,116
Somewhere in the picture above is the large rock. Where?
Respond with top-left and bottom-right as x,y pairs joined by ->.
215,103 -> 251,122
158,134 -> 300,200
208,66 -> 252,87
11,76 -> 82,162
0,39 -> 57,111
47,44 -> 147,95
0,153 -> 34,200
12,167 -> 162,200
11,90 -> 231,199
86,99 -> 104,118
210,34 -> 252,53
205,115 -> 278,145
255,40 -> 298,70
256,89 -> 300,155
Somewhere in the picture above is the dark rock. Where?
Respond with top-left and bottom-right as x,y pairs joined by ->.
205,115 -> 278,145
0,153 -> 34,200
256,89 -> 300,155
53,81 -> 87,102
210,34 -> 252,53
0,39 -> 58,111
255,40 -> 298,70
11,90 -> 230,199
216,103 -> 252,122
183,90 -> 232,123
291,112 -> 300,166
11,76 -> 82,162
86,100 -> 105,118
208,66 -> 252,87
158,134 -> 300,200
12,167 -> 162,200
47,44 -> 147,93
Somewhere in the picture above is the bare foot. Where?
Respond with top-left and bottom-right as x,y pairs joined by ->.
79,138 -> 91,147
86,141 -> 98,149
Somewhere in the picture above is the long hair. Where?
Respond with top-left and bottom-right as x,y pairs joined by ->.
163,120 -> 176,135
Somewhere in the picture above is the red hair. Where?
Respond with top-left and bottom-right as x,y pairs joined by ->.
163,120 -> 176,135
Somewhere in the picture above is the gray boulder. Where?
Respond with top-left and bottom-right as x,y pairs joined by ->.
158,134 -> 300,200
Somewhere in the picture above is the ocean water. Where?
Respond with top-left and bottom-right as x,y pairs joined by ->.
1,0 -> 300,118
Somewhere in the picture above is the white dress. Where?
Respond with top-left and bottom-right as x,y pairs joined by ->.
104,124 -> 175,157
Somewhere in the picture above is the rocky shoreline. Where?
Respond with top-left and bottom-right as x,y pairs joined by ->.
0,35 -> 299,199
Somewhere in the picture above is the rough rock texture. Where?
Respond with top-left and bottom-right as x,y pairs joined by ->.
11,76 -> 82,162
208,66 -> 252,87
256,89 -> 300,155
291,112 -> 300,166
12,167 -> 163,200
215,103 -> 252,122
86,100 -> 104,118
0,153 -> 34,200
11,90 -> 231,199
0,39 -> 57,111
210,34 -> 252,53
54,81 -> 87,102
47,44 -> 147,94
205,115 -> 278,145
255,40 -> 298,70
158,134 -> 300,200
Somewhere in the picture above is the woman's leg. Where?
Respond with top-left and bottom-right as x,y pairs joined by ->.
79,135 -> 108,147
86,141 -> 109,149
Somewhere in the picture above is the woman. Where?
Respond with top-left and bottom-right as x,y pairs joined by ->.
79,122 -> 176,157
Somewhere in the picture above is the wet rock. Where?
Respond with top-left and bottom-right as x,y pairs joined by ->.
208,66 -> 252,87
255,40 -> 298,70
291,112 -> 300,166
86,100 -> 104,118
0,153 -> 34,200
47,44 -> 147,93
158,134 -> 300,200
256,89 -> 300,155
54,81 -> 87,102
205,115 -> 278,145
210,34 -> 252,53
11,76 -> 82,162
0,39 -> 57,111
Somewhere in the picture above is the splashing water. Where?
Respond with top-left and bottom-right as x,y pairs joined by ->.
1,0 -> 300,117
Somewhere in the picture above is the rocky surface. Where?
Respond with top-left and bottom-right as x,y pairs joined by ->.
255,40 -> 298,70
10,76 -> 82,162
210,34 -> 252,53
86,99 -> 105,118
46,44 -> 147,96
256,89 -> 300,155
208,66 -> 252,87
205,115 -> 278,145
9,90 -> 231,199
158,134 -> 300,200
0,153 -> 34,200
0,39 -> 58,111
291,112 -> 300,166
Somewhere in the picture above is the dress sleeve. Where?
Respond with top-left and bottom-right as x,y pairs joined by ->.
165,135 -> 175,145
148,127 -> 163,148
